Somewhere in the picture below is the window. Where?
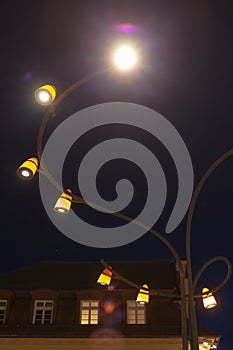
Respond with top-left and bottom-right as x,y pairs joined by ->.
32,300 -> 53,325
80,300 -> 99,325
127,300 -> 146,324
0,300 -> 7,324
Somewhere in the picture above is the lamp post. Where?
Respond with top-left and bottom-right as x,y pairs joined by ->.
97,149 -> 233,350
17,46 -> 232,350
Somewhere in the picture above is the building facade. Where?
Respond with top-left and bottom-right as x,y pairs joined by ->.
0,260 -> 219,349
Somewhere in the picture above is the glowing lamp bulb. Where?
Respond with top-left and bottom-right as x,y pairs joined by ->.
38,90 -> 50,103
34,85 -> 56,105
114,46 -> 137,70
17,157 -> 38,180
57,208 -> 65,213
21,170 -> 30,177
202,287 -> 217,309
136,284 -> 149,304
97,268 -> 112,286
54,189 -> 72,214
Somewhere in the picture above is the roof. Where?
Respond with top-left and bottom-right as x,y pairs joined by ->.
0,259 -> 177,290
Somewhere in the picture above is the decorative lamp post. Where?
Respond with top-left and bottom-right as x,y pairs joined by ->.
16,45 -> 232,350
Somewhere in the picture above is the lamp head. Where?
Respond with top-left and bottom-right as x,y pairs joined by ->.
97,267 -> 112,286
34,84 -> 56,105
17,157 -> 38,180
202,287 -> 217,309
54,189 -> 72,214
136,284 -> 149,304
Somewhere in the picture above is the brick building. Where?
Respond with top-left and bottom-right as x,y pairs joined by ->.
0,260 -> 219,349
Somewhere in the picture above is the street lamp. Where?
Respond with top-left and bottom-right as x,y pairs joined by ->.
96,148 -> 233,350
97,267 -> 113,286
202,288 -> 217,310
113,45 -> 137,70
98,253 -> 231,350
34,84 -> 57,106
16,46 -> 232,350
136,284 -> 150,304
53,189 -> 73,214
17,157 -> 38,180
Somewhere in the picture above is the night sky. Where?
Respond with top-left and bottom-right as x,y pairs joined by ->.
2,1 -> 233,348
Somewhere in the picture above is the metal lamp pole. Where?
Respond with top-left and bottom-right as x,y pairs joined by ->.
185,149 -> 233,350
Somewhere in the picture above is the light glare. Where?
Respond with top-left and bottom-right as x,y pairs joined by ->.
38,90 -> 50,103
34,85 -> 56,105
57,208 -> 65,213
21,170 -> 30,177
114,46 -> 137,70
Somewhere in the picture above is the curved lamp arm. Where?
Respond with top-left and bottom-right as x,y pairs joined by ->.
186,149 -> 233,276
100,258 -> 182,299
36,67 -> 112,195
193,256 -> 232,298
185,149 -> 233,350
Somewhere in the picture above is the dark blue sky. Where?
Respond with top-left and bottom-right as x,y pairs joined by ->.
2,1 -> 233,348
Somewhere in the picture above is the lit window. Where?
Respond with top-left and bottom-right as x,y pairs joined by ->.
0,300 -> 7,324
80,300 -> 99,325
127,300 -> 146,324
32,300 -> 53,325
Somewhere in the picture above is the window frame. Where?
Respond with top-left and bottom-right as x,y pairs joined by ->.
80,300 -> 99,325
126,300 -> 146,325
32,300 -> 54,325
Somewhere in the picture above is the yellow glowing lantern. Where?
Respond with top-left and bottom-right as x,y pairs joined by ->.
54,189 -> 72,214
136,284 -> 149,304
202,287 -> 217,309
17,157 -> 38,180
97,268 -> 112,286
34,84 -> 56,105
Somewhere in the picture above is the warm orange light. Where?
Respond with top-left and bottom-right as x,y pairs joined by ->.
202,287 -> 217,309
34,84 -> 56,105
104,300 -> 115,314
17,157 -> 38,180
136,284 -> 149,304
54,189 -> 72,214
97,268 -> 112,286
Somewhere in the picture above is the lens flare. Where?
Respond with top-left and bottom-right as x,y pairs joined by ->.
90,328 -> 123,350
104,300 -> 115,314
113,23 -> 140,33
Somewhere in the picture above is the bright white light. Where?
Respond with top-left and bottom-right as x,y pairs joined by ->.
57,208 -> 66,214
203,341 -> 209,346
114,46 -> 137,70
21,170 -> 30,177
57,208 -> 66,213
38,90 -> 51,103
